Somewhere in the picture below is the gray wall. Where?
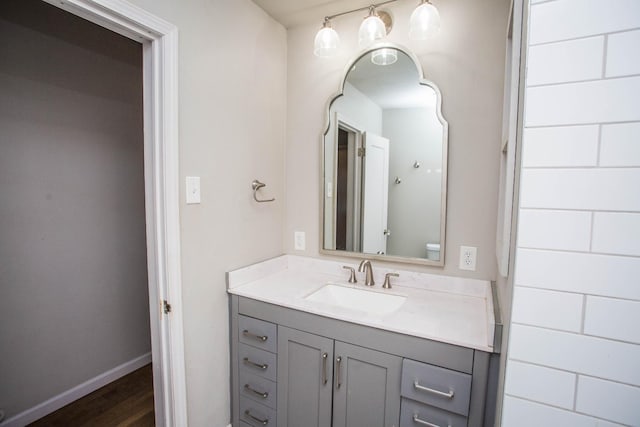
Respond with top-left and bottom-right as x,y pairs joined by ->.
0,0 -> 150,419
117,0 -> 288,424
384,107 -> 443,258
285,0 -> 510,279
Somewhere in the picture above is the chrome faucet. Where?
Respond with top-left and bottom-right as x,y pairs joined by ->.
358,259 -> 375,286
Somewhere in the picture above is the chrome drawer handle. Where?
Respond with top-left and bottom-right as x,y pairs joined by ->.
335,356 -> 342,389
244,409 -> 269,425
244,383 -> 268,399
413,380 -> 454,399
413,413 -> 451,427
243,329 -> 268,342
243,357 -> 268,370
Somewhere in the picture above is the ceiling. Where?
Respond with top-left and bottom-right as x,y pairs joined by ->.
251,0 -> 375,28
347,50 -> 436,109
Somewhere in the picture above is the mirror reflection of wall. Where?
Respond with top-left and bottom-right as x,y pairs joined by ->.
323,47 -> 448,264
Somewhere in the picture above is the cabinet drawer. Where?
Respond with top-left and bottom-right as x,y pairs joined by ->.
240,396 -> 277,427
401,359 -> 471,416
239,371 -> 277,409
239,343 -> 277,381
239,315 -> 277,353
400,398 -> 466,427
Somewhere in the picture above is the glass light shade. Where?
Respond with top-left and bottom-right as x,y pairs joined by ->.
409,1 -> 441,40
358,15 -> 386,47
371,48 -> 398,66
314,26 -> 340,57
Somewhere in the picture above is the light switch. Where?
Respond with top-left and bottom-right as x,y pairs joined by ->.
186,176 -> 201,204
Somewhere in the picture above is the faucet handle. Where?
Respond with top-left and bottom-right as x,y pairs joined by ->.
342,266 -> 357,283
382,273 -> 399,289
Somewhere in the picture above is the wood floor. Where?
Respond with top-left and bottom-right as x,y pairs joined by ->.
29,364 -> 155,427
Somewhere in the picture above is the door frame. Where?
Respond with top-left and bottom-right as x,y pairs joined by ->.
39,0 -> 187,425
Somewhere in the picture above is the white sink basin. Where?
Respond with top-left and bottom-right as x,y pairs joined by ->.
305,284 -> 406,315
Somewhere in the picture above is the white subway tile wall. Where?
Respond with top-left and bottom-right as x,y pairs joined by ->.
526,37 -> 604,86
522,126 -> 599,167
592,212 -> 640,256
503,1 -> 640,425
511,287 -> 583,332
503,396 -> 622,427
600,122 -> 640,166
517,209 -> 591,251
606,30 -> 640,77
575,376 -> 640,426
504,361 -> 576,409
584,297 -> 640,345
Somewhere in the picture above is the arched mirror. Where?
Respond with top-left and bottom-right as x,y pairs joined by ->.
321,45 -> 448,266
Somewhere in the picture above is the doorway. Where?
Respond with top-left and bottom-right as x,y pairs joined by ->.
0,0 -> 151,423
0,0 -> 186,425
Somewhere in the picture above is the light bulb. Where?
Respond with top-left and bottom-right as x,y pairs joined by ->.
358,8 -> 386,48
314,19 -> 340,57
409,0 -> 441,40
371,48 -> 398,66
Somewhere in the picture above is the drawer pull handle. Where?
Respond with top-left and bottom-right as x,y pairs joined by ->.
244,409 -> 269,425
244,383 -> 268,399
322,352 -> 328,385
243,357 -> 268,370
412,413 -> 451,427
413,380 -> 454,399
335,356 -> 342,389
243,329 -> 268,342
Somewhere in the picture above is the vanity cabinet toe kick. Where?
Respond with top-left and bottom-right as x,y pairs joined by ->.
230,295 -> 499,427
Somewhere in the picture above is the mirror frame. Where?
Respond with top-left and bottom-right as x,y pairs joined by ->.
320,43 -> 449,267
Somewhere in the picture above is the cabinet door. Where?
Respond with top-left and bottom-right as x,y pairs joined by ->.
333,341 -> 402,427
277,326 -> 334,427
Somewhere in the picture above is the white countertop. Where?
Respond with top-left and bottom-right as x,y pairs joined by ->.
227,255 -> 497,352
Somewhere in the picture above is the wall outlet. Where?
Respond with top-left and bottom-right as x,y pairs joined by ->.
294,231 -> 306,251
459,246 -> 477,271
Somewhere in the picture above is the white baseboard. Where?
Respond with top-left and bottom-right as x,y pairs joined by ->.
1,352 -> 152,427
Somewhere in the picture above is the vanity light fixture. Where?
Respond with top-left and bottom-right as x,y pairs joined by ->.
359,6 -> 387,47
409,0 -> 441,40
313,17 -> 340,57
313,0 -> 441,58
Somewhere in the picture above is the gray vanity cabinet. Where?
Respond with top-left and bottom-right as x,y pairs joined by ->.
230,295 -> 497,427
277,328 -> 401,427
277,326 -> 334,427
332,341 -> 401,427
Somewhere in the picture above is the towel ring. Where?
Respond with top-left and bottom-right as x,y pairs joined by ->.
252,179 -> 275,203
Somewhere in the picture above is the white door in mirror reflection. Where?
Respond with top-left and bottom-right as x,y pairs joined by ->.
362,132 -> 389,255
